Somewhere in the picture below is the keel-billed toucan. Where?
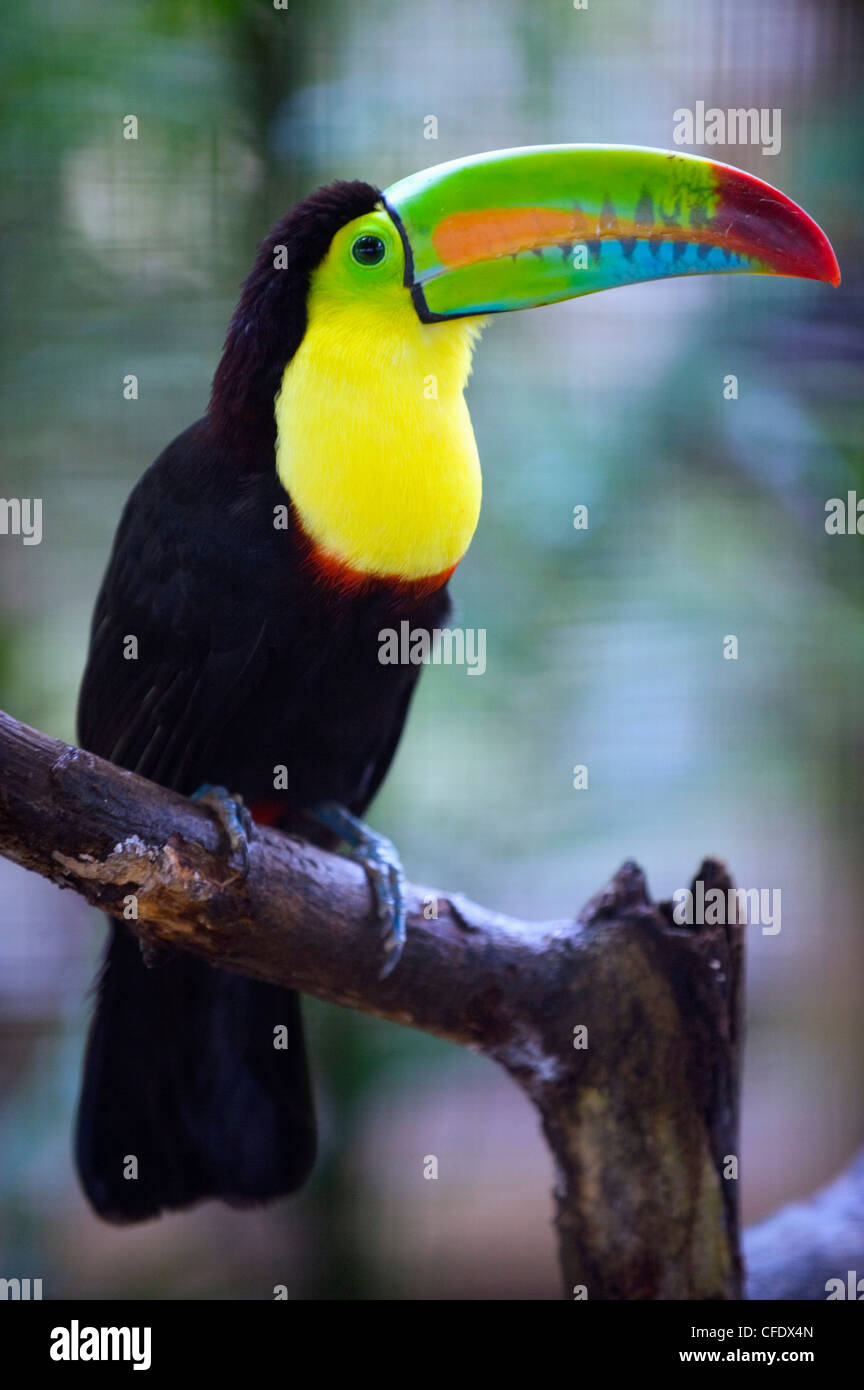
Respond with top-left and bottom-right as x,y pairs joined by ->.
76,145 -> 838,1221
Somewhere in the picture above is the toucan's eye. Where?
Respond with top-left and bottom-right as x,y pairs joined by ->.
351,234 -> 386,266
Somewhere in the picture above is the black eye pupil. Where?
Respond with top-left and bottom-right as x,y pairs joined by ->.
352,234 -> 386,266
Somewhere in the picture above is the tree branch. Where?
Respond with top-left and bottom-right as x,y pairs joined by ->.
0,706 -> 745,1299
745,1146 -> 864,1300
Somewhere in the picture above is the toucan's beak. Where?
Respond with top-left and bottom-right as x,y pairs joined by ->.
382,145 -> 840,322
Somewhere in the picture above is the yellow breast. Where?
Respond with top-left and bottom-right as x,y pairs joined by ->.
275,276 -> 484,583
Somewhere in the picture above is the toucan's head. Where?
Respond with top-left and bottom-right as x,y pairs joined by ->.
210,146 -> 838,589
212,143 -> 838,430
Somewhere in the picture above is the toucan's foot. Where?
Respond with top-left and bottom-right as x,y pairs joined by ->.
309,803 -> 406,977
192,783 -> 253,880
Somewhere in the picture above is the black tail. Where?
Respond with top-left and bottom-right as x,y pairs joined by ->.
76,922 -> 316,1223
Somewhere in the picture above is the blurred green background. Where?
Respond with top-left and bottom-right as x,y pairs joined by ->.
0,0 -> 862,1298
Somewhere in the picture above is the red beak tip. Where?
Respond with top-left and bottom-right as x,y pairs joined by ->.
814,247 -> 841,288
712,162 -> 839,291
812,233 -> 841,287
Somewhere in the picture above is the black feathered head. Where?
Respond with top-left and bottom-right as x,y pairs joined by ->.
210,180 -> 380,438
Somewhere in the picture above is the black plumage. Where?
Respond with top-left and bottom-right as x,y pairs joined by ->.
76,183 -> 451,1222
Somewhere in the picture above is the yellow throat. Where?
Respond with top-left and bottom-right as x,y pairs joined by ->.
275,211 -> 484,584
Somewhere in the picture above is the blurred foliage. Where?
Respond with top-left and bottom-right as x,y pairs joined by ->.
0,0 -> 862,1298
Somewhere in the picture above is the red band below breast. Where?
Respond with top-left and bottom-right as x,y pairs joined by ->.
301,533 -> 457,600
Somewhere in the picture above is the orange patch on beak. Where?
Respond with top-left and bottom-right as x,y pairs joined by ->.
433,207 -> 589,267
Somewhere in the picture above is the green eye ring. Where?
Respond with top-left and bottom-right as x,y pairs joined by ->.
351,233 -> 387,266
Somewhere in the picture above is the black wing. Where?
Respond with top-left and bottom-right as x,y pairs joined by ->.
78,419 -> 275,793
75,418 -> 316,1222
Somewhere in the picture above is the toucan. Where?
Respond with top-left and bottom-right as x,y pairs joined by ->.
75,145 -> 839,1222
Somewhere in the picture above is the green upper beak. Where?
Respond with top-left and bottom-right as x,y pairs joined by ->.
382,145 -> 840,321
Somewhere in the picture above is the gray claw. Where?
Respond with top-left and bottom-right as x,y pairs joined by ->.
192,783 -> 252,879
307,803 -> 408,977
360,840 -> 407,977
